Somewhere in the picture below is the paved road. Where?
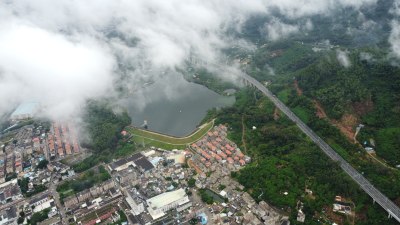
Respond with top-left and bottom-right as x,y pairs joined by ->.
49,175 -> 68,225
240,73 -> 400,223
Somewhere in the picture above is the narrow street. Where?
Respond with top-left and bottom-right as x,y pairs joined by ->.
49,175 -> 68,225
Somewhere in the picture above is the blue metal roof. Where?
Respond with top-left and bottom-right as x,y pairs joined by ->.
11,102 -> 38,117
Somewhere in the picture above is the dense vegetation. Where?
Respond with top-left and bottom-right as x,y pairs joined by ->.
183,67 -> 237,95
18,178 -> 47,198
109,210 -> 128,225
29,208 -> 50,225
216,89 -> 397,224
293,49 -> 400,166
72,100 -> 134,172
37,159 -> 49,169
198,188 -> 226,204
82,100 -> 131,153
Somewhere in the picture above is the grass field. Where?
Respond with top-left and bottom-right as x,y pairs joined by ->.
292,106 -> 310,124
127,120 -> 214,150
277,88 -> 291,104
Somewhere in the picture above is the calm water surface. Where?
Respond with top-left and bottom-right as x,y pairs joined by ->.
125,75 -> 235,137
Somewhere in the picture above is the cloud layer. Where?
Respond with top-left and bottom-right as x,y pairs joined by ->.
0,0 -> 379,120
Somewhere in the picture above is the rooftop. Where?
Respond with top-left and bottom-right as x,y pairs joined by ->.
110,153 -> 154,171
146,188 -> 187,210
135,157 -> 154,171
11,102 -> 39,118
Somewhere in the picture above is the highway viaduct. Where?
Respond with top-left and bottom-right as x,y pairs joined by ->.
240,73 -> 400,223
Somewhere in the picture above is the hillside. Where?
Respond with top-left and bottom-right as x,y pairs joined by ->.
295,49 -> 400,167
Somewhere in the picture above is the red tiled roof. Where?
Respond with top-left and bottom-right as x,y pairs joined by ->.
218,152 -> 227,159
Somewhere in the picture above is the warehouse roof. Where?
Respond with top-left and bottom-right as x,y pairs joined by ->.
11,102 -> 39,118
146,188 -> 187,210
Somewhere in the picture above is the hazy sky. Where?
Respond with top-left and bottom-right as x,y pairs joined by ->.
1,0 -> 394,121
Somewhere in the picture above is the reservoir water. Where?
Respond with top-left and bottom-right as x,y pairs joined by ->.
125,75 -> 235,137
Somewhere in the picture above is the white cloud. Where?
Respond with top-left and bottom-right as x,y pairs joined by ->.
389,21 -> 400,59
389,0 -> 400,59
359,52 -> 375,62
0,0 -> 378,120
336,49 -> 351,68
390,0 -> 400,16
264,19 -> 300,41
0,20 -> 115,120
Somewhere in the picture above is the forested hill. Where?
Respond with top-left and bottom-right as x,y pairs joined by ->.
296,49 -> 400,123
293,49 -> 400,166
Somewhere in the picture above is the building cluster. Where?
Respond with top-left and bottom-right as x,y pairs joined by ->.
0,122 -> 291,225
0,180 -> 22,225
109,150 -> 196,224
193,154 -> 289,225
332,196 -> 352,215
0,122 -> 75,225
190,124 -> 250,176
62,179 -> 124,225
0,160 -> 80,225
58,151 -> 193,225
63,179 -> 116,210
0,179 -> 23,205
0,125 -> 48,184
0,206 -> 17,225
47,122 -> 79,159
28,193 -> 60,220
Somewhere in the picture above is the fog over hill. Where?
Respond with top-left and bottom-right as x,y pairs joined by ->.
1,0 -> 398,120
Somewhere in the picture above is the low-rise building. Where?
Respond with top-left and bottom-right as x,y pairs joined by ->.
37,216 -> 61,225
146,188 -> 190,220
0,206 -> 17,225
29,193 -> 50,208
108,153 -> 154,172
0,179 -> 22,204
125,189 -> 145,216
101,180 -> 115,192
64,195 -> 78,209
89,186 -> 102,198
76,190 -> 91,202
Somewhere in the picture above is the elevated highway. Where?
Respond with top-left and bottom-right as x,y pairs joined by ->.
240,73 -> 400,223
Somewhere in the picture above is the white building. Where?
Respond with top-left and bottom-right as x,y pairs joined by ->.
146,188 -> 191,220
125,189 -> 145,216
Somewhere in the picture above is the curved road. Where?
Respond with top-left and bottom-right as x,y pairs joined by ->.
240,73 -> 400,223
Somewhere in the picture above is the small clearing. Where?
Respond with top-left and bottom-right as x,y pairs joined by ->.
273,107 -> 280,120
313,100 -> 327,119
294,80 -> 303,96
313,100 -> 357,141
